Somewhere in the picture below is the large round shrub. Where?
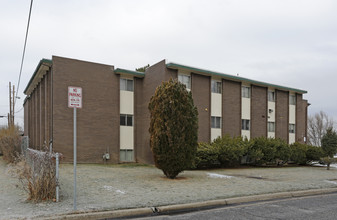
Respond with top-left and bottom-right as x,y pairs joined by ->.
148,79 -> 198,179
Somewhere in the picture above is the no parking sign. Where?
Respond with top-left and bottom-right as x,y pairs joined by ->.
68,87 -> 82,108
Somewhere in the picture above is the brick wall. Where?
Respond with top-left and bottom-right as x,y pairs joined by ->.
304,99 -> 308,142
52,56 -> 119,163
40,75 -> 45,148
28,95 -> 33,146
191,73 -> 211,142
296,94 -> 307,143
36,84 -> 40,148
33,86 -> 37,148
222,79 -> 241,137
46,70 -> 52,146
251,85 -> 267,138
275,90 -> 289,142
24,56 -> 308,164
134,77 -> 144,163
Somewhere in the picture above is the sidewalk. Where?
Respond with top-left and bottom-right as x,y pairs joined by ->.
1,157 -> 337,219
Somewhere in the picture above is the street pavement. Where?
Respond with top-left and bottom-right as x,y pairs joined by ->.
132,192 -> 337,220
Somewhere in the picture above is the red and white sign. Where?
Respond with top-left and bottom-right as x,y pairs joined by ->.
68,86 -> 82,108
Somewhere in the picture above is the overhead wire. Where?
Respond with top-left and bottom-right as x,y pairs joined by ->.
14,0 -> 34,112
15,107 -> 24,114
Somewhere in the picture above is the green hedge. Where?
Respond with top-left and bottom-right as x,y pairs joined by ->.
194,136 -> 322,169
194,142 -> 220,169
247,137 -> 291,165
289,142 -> 324,165
290,142 -> 308,165
214,136 -> 248,167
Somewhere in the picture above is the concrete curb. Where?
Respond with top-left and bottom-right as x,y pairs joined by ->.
38,187 -> 337,220
39,207 -> 154,220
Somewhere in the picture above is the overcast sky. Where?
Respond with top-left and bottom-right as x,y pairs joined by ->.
1,0 -> 337,127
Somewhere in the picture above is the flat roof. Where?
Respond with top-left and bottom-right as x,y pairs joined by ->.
166,62 -> 307,94
114,68 -> 145,78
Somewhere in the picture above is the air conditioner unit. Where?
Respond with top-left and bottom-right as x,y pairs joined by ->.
269,109 -> 273,113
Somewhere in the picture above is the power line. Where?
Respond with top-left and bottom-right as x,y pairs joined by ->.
14,0 -> 34,110
15,107 -> 24,114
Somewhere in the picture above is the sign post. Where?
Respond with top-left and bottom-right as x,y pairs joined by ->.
68,86 -> 82,211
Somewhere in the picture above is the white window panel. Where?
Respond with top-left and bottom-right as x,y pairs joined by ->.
120,90 -> 134,114
241,97 -> 251,119
120,126 -> 134,150
211,128 -> 222,141
211,93 -> 222,117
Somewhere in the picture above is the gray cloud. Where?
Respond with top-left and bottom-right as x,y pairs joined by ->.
1,0 -> 337,126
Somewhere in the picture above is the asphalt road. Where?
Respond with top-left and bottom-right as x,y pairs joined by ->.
130,193 -> 337,220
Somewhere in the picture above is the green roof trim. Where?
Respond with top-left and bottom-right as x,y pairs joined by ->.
24,58 -> 52,94
166,62 -> 307,94
115,68 -> 145,78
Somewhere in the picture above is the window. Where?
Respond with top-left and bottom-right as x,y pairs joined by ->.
268,91 -> 275,102
120,149 -> 134,162
242,119 -> 250,130
242,86 -> 250,98
211,116 -> 221,129
289,124 -> 295,133
268,122 -> 275,132
289,95 -> 296,105
178,74 -> 191,89
211,80 -> 222,93
120,114 -> 133,126
120,78 -> 134,91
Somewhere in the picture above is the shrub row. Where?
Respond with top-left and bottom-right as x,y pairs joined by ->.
194,136 -> 323,169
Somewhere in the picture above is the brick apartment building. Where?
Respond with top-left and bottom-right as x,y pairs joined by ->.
23,56 -> 308,164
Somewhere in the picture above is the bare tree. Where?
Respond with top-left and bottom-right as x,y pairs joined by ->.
307,111 -> 335,146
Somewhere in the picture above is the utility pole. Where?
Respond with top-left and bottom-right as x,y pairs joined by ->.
8,82 -> 15,128
12,84 -> 15,126
9,82 -> 12,127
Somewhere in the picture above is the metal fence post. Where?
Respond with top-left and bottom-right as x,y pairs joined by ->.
56,153 -> 59,202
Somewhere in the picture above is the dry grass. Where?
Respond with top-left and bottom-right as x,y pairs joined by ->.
0,126 -> 21,163
10,149 -> 57,202
1,126 -> 58,202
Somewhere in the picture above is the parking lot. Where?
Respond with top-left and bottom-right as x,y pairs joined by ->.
1,157 -> 337,219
